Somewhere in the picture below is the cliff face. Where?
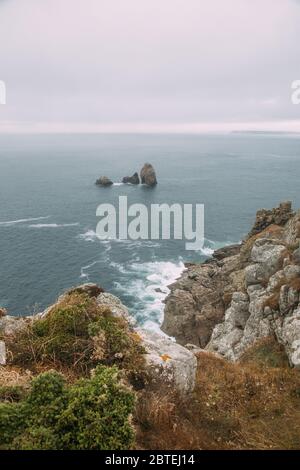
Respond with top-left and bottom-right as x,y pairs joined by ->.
162,202 -> 300,368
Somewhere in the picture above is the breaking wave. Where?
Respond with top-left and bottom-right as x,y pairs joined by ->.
0,216 -> 50,226
29,223 -> 79,228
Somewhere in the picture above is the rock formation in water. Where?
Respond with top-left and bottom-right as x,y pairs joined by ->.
140,163 -> 157,187
95,176 -> 113,186
163,201 -> 300,369
122,172 -> 140,185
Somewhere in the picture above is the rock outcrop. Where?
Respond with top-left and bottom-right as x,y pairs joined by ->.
122,172 -> 140,185
140,163 -> 157,187
248,201 -> 294,237
162,245 -> 244,348
136,329 -> 197,395
95,176 -> 113,186
163,202 -> 300,369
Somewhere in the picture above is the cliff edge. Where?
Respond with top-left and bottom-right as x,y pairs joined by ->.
162,201 -> 300,368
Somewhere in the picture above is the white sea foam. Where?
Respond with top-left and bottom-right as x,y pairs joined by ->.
29,223 -> 79,228
113,182 -> 125,186
78,230 -> 160,249
0,216 -> 50,226
198,238 -> 237,257
78,229 -> 98,241
80,260 -> 102,280
113,259 -> 186,334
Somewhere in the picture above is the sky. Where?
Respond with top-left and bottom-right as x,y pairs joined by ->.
0,0 -> 300,133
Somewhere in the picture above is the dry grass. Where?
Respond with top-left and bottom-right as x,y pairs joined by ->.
0,366 -> 32,388
135,345 -> 300,450
240,337 -> 290,368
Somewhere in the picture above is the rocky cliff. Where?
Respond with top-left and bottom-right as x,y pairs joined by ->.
162,202 -> 300,369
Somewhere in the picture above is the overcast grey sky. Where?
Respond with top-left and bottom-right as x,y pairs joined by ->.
0,0 -> 300,133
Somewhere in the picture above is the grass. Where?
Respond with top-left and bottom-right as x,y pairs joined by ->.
239,337 -> 290,368
134,342 -> 300,450
4,292 -> 145,381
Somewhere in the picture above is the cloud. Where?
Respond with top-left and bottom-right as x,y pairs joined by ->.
0,0 -> 300,131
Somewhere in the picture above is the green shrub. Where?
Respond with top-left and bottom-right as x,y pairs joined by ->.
0,366 -> 135,450
6,293 -> 144,377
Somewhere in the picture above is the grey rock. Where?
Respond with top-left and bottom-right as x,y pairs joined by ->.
67,283 -> 104,298
0,340 -> 6,365
291,339 -> 300,369
293,247 -> 300,264
248,201 -> 294,237
0,316 -> 26,336
140,163 -> 157,187
137,328 -> 197,395
213,244 -> 241,260
95,176 -> 113,186
225,292 -> 250,328
122,172 -> 140,184
96,292 -> 136,326
283,264 -> 300,281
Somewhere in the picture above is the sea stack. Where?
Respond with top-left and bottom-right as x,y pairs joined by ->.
140,163 -> 157,187
95,176 -> 113,186
122,172 -> 140,184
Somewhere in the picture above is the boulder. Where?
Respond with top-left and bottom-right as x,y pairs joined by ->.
96,292 -> 136,326
67,283 -> 104,298
245,239 -> 286,286
0,316 -> 27,336
0,341 -> 6,365
0,307 -> 7,318
95,176 -> 113,186
225,292 -> 250,328
137,329 -> 197,395
122,172 -> 140,185
140,163 -> 157,187
291,339 -> 300,369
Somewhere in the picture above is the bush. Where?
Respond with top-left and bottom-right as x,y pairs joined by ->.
0,366 -> 135,450
6,293 -> 144,377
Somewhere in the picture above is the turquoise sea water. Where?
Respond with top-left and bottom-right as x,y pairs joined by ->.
0,133 -> 299,330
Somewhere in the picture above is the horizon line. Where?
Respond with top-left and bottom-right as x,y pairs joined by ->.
0,120 -> 300,135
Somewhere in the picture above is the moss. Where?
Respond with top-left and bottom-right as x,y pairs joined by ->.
0,366 -> 135,450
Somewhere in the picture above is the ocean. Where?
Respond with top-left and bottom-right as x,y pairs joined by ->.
0,133 -> 300,331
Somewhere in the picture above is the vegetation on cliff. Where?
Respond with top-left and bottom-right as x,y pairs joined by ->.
135,341 -> 300,450
0,366 -> 135,450
0,292 -> 144,450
